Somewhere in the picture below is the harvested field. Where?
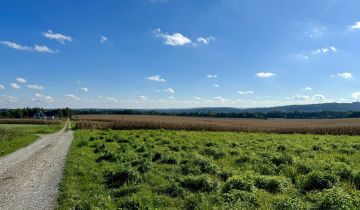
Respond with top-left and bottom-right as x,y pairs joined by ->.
73,115 -> 360,135
0,119 -> 62,125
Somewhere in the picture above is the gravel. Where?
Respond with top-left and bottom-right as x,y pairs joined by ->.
0,121 -> 73,210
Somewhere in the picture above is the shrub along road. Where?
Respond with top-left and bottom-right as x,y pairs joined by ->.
0,120 -> 73,210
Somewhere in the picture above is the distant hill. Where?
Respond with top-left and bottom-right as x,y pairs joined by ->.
151,102 -> 360,114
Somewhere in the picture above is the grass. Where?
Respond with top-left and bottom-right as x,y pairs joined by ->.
58,129 -> 360,209
0,124 -> 63,157
74,114 -> 360,135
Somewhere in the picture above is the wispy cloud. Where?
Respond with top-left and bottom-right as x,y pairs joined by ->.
256,72 -> 276,78
213,84 -> 220,88
306,26 -> 326,39
303,87 -> 312,91
212,96 -> 226,103
197,36 -> 215,45
81,87 -> 89,92
350,21 -> 360,30
312,94 -> 326,101
206,74 -> 217,79
237,90 -> 254,95
153,28 -> 191,46
27,84 -> 45,90
10,83 -> 21,89
0,41 -> 56,53
0,84 -> 4,90
138,96 -> 148,101
65,94 -> 80,100
311,46 -> 337,55
164,88 -> 175,93
100,36 -> 108,44
16,77 -> 27,83
32,93 -> 53,102
352,92 -> 360,99
332,72 -> 353,79
193,96 -> 201,100
43,30 -> 72,44
146,75 -> 166,82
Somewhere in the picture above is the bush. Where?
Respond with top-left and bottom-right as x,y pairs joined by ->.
181,175 -> 218,192
235,155 -> 250,165
183,194 -> 202,210
222,176 -> 254,193
315,187 -> 355,210
296,163 -> 311,175
272,154 -> 293,166
272,196 -> 303,210
203,148 -> 226,159
162,182 -> 184,197
222,190 -> 260,208
354,171 -> 360,190
254,176 -> 290,193
300,172 -> 338,192
181,157 -> 219,175
105,168 -> 141,188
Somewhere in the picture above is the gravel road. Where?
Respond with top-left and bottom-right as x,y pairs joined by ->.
0,120 -> 73,210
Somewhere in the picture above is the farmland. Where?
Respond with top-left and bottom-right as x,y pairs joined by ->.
58,129 -> 360,209
0,122 -> 63,157
74,114 -> 360,135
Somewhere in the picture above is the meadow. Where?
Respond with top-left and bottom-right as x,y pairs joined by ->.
0,123 -> 63,157
74,114 -> 360,135
58,129 -> 360,209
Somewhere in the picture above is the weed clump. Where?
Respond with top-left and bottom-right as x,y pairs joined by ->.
181,156 -> 219,175
203,148 -> 226,159
315,187 -> 355,210
272,196 -> 303,210
254,176 -> 290,193
353,171 -> 360,190
300,172 -> 338,192
105,168 -> 141,188
271,154 -> 293,166
222,190 -> 260,209
222,176 -> 254,193
97,151 -> 117,162
181,175 -> 218,192
235,155 -> 250,165
162,182 -> 184,197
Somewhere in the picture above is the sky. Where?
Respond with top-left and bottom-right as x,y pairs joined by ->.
1,0 -> 360,109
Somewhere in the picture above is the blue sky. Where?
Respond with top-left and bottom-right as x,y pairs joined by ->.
1,0 -> 360,108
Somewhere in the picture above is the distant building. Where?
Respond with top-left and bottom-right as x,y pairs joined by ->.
33,111 -> 54,119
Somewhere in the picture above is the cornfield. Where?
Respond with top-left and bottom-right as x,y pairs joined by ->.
74,115 -> 360,135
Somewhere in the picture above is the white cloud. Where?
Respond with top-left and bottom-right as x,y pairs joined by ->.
16,77 -> 27,83
295,54 -> 310,60
237,90 -> 254,95
138,96 -> 148,101
206,74 -> 217,79
212,96 -> 226,103
0,84 -> 4,90
10,83 -> 21,89
42,30 -> 72,44
256,72 -> 276,78
311,46 -> 337,55
193,96 -> 201,100
304,87 -> 312,91
81,87 -> 89,92
32,93 -> 53,102
197,36 -> 215,45
312,94 -> 326,101
164,88 -> 175,93
352,92 -> 360,99
98,96 -> 119,103
146,75 -> 166,82
100,36 -> 108,44
306,26 -> 326,39
0,41 -> 55,53
213,84 -> 220,88
350,21 -> 360,30
27,84 -> 44,90
291,95 -> 311,101
337,72 -> 353,79
154,28 -> 191,46
65,94 -> 80,100
168,96 -> 175,100
1,95 -> 18,103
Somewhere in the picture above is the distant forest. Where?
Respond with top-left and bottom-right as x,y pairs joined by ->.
2,108 -> 360,119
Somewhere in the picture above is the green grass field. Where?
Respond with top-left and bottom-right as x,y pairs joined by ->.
0,124 -> 63,157
58,129 -> 360,209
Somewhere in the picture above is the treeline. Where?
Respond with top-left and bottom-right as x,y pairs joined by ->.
0,108 -> 72,118
72,109 -> 360,119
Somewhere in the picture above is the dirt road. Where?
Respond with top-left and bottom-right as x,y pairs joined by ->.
0,120 -> 73,210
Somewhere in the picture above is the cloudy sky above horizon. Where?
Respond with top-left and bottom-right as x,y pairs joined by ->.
1,0 -> 360,109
